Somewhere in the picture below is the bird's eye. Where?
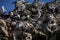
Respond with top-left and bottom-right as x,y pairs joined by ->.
50,21 -> 54,24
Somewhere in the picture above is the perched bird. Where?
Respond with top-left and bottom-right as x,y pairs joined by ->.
1,6 -> 7,13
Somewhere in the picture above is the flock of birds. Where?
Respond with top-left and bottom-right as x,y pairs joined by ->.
0,0 -> 60,40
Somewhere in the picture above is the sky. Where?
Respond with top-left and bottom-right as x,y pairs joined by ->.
0,0 -> 54,13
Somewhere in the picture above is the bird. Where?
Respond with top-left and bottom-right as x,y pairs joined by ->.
1,6 -> 7,13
